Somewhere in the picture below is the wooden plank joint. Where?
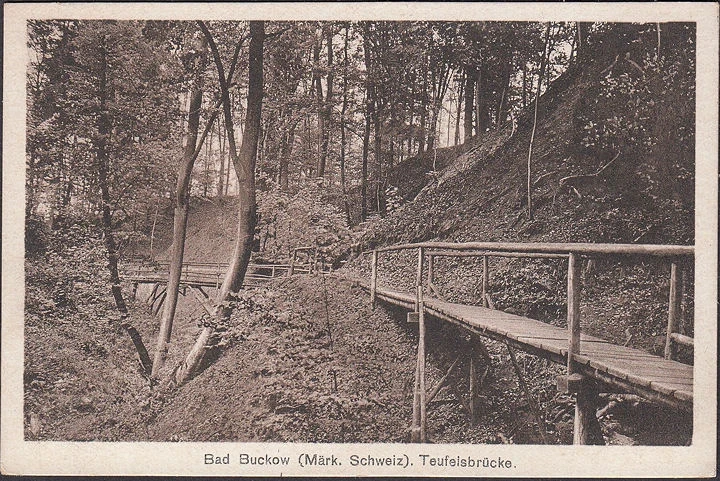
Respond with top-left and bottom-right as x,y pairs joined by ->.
557,373 -> 586,393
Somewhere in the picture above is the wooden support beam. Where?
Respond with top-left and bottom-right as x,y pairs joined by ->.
418,282 -> 427,443
148,285 -> 166,313
469,346 -> 477,425
506,342 -> 549,444
567,253 -> 581,374
152,289 -> 167,316
416,247 -> 424,312
664,262 -> 681,360
188,285 -> 215,316
482,255 -> 489,308
370,250 -> 378,309
146,282 -> 160,304
429,250 -> 569,259
472,335 -> 493,366
412,245 -> 428,442
557,373 -> 585,393
427,255 -> 434,286
288,250 -> 296,277
564,253 -> 603,445
372,241 -> 693,257
427,281 -> 444,300
574,377 -> 605,445
427,356 -> 461,404
411,344 -> 421,442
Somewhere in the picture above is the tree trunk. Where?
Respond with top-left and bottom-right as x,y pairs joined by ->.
203,119 -> 213,196
279,120 -> 296,191
526,22 -> 551,221
96,35 -> 151,375
361,26 -> 373,222
496,57 -> 512,127
151,35 -> 208,378
216,115 -> 225,197
372,95 -> 383,215
317,26 -> 333,179
475,66 -> 490,135
454,73 -> 464,146
313,27 -> 327,178
361,91 -> 370,222
175,21 -> 264,385
152,26 -> 245,378
418,68 -> 428,153
340,25 -> 351,225
463,66 -> 475,141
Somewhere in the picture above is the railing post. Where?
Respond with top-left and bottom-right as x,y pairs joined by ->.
664,261 -> 681,360
469,344 -> 477,425
482,255 -> 489,308
567,253 -> 581,374
427,254 -> 434,287
415,247 -> 424,312
565,252 -> 601,444
370,250 -> 378,309
288,250 -> 296,277
412,246 -> 427,442
418,278 -> 427,442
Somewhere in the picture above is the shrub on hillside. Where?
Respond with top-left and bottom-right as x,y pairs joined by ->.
580,27 -> 695,205
25,224 -> 113,319
256,183 -> 352,265
25,214 -> 50,258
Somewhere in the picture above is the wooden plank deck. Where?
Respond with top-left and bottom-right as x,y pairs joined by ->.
363,283 -> 692,412
122,262 -> 312,288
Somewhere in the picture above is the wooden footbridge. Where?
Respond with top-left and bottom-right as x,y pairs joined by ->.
123,247 -> 323,315
357,241 -> 694,444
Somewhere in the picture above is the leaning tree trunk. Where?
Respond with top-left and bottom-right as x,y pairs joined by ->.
150,36 -> 208,378
153,26 -> 244,379
175,21 -> 264,386
216,115 -> 225,197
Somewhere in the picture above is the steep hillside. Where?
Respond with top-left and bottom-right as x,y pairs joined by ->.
364,67 -> 692,250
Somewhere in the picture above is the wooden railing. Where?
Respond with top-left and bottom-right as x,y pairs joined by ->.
365,241 -> 695,371
123,253 -> 326,289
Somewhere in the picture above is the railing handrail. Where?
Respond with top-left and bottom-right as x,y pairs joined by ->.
365,241 -> 693,257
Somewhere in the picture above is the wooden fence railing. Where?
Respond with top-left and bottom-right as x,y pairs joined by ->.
123,246 -> 331,289
364,241 -> 694,443
365,241 -> 694,376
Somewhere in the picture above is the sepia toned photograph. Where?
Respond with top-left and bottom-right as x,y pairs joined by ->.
2,2 -> 717,477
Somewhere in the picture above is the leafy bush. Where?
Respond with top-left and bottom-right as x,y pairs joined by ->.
25,214 -> 50,257
25,224 -> 112,319
256,182 -> 352,264
580,30 -> 695,202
